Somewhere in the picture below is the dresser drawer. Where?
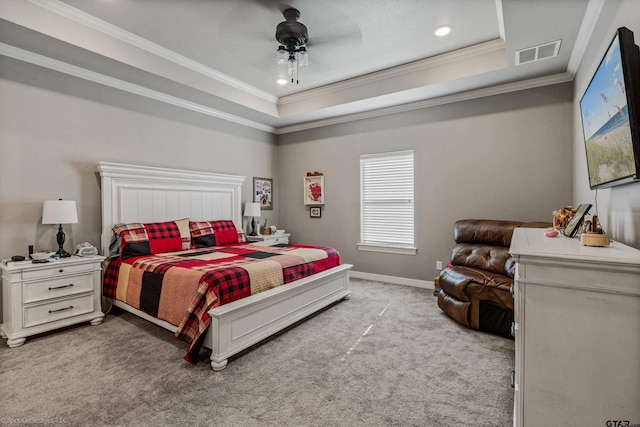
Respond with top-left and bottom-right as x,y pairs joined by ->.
23,274 -> 94,304
22,262 -> 93,280
23,293 -> 94,328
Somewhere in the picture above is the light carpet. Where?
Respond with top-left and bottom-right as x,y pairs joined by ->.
0,279 -> 514,426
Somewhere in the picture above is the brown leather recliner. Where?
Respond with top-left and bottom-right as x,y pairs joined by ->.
437,219 -> 549,338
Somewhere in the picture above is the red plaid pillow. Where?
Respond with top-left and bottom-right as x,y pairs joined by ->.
112,218 -> 190,260
189,220 -> 240,247
189,221 -> 216,248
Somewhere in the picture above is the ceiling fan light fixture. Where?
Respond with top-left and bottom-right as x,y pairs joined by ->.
298,47 -> 308,67
276,46 -> 287,66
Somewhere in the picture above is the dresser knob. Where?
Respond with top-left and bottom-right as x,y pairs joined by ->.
59,269 -> 64,273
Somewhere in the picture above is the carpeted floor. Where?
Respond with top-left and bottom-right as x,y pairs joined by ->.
0,279 -> 514,426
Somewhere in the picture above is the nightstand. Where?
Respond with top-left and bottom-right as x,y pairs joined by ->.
1,255 -> 105,347
246,233 -> 291,244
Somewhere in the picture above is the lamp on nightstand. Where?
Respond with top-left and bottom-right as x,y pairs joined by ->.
42,199 -> 78,258
244,202 -> 261,236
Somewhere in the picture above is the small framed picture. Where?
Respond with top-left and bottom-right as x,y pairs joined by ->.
310,206 -> 322,218
253,177 -> 272,210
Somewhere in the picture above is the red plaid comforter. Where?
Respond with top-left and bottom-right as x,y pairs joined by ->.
103,242 -> 340,363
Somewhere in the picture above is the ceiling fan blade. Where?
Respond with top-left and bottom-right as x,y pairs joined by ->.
252,0 -> 295,15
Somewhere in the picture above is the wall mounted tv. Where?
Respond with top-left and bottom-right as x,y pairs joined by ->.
579,26 -> 640,189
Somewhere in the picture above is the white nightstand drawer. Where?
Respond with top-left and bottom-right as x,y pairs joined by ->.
22,262 -> 93,280
246,233 -> 290,244
23,274 -> 94,304
23,293 -> 94,328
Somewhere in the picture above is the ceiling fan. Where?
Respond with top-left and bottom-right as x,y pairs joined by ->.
275,8 -> 309,84
218,2 -> 362,88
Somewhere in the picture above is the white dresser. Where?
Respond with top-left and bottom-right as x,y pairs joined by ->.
1,255 -> 105,347
510,228 -> 640,427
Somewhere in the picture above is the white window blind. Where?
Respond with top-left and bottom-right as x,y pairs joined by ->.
359,150 -> 415,255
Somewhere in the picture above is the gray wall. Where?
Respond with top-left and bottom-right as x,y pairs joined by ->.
573,0 -> 640,249
0,57 -> 277,261
278,84 -> 574,281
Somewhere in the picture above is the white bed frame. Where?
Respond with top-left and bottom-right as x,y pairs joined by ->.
98,162 -> 351,370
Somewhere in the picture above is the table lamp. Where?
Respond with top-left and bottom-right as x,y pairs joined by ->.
243,202 -> 261,236
42,199 -> 78,257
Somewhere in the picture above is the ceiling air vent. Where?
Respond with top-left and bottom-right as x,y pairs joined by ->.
516,40 -> 561,65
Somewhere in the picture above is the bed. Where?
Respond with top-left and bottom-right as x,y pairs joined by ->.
98,162 -> 352,370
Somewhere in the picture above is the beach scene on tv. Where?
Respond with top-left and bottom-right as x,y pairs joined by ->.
580,34 -> 636,186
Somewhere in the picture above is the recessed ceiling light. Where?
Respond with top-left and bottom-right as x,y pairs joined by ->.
276,79 -> 288,85
434,26 -> 452,37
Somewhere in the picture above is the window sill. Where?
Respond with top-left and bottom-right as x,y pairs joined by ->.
357,243 -> 417,255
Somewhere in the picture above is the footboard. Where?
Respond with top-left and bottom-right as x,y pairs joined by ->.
205,264 -> 352,370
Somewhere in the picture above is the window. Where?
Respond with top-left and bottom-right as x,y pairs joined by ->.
358,150 -> 416,255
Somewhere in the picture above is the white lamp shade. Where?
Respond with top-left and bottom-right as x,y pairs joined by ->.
243,202 -> 261,218
42,200 -> 78,224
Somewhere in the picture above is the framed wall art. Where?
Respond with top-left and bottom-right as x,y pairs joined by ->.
310,206 -> 322,218
303,175 -> 324,205
253,177 -> 272,210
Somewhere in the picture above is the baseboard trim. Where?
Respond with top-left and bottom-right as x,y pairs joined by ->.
350,271 -> 434,290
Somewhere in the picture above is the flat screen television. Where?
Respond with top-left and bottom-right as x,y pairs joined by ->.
579,26 -> 640,189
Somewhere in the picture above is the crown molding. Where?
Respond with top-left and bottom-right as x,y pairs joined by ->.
278,39 -> 506,106
566,0 -> 606,75
274,72 -> 573,134
28,0 -> 278,104
1,38 -> 571,136
0,43 -> 276,133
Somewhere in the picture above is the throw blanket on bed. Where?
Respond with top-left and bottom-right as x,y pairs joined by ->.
103,242 -> 340,363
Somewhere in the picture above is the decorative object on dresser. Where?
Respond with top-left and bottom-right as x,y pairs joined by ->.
559,202 -> 591,237
259,222 -> 274,235
580,214 -> 610,246
243,202 -> 261,236
437,219 -> 550,338
98,162 -> 351,371
253,177 -> 272,210
552,206 -> 576,230
42,199 -> 78,258
75,242 -> 99,256
304,172 -> 324,205
510,227 -> 640,426
1,255 -> 105,347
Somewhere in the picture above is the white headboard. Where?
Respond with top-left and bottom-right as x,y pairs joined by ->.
98,162 -> 245,256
